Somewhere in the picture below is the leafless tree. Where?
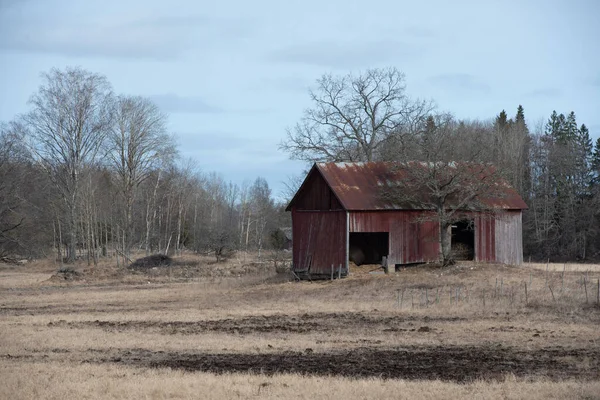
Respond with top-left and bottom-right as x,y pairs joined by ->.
23,67 -> 114,262
383,116 -> 504,266
0,123 -> 26,256
107,95 -> 177,255
280,67 -> 434,163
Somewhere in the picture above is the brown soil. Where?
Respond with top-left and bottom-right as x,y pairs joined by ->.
99,345 -> 600,382
48,312 -> 465,335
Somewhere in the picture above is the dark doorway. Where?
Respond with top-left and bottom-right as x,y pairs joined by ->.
451,220 -> 474,260
349,232 -> 389,266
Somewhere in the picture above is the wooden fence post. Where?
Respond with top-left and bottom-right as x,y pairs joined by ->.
524,281 -> 528,305
331,264 -> 334,281
584,276 -> 588,304
549,285 -> 556,302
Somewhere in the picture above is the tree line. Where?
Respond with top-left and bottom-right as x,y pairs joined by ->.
281,67 -> 600,262
2,66 -> 599,264
0,67 -> 287,263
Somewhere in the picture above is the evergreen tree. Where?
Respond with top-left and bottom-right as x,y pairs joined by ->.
545,111 -> 561,140
592,137 -> 600,185
496,110 -> 509,130
566,112 -> 579,141
574,123 -> 593,196
515,105 -> 526,125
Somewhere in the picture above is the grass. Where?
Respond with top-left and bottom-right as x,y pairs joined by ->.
1,254 -> 599,399
2,362 -> 600,400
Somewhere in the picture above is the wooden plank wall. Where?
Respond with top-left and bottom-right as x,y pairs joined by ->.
494,210 -> 523,265
291,210 -> 347,275
474,215 -> 496,262
349,211 -> 439,265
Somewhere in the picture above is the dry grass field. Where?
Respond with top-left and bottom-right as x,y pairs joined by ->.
1,253 -> 600,399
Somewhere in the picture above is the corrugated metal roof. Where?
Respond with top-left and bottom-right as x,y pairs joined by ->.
314,162 -> 528,211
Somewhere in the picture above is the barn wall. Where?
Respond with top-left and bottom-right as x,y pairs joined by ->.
474,214 -> 495,262
291,210 -> 347,276
495,211 -> 523,265
294,170 -> 342,210
349,211 -> 439,265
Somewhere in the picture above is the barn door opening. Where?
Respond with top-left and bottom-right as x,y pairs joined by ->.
451,220 -> 474,260
349,232 -> 389,266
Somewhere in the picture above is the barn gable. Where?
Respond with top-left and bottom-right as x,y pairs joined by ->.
286,165 -> 343,211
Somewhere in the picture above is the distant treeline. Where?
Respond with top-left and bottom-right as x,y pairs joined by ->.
0,67 -> 287,263
1,66 -> 599,263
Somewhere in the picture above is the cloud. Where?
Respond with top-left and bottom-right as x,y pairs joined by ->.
0,10 -> 251,60
428,73 -> 491,93
149,94 -> 221,114
268,40 -> 421,68
523,88 -> 562,98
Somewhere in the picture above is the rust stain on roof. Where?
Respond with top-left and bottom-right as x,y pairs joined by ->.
314,162 -> 527,211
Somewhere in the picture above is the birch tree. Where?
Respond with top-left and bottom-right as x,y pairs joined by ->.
24,67 -> 113,262
107,96 -> 176,255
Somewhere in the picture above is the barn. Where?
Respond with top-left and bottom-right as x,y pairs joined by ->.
286,162 -> 527,279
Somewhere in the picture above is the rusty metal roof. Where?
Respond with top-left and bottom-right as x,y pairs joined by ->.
313,162 -> 527,211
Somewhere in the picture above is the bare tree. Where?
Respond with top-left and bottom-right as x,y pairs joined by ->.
107,95 -> 177,255
23,67 -> 113,262
383,116 -> 505,266
280,67 -> 434,163
0,123 -> 26,256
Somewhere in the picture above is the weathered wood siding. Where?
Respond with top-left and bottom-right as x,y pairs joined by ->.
474,215 -> 495,262
293,169 -> 342,211
291,210 -> 347,275
349,211 -> 439,265
494,210 -> 523,265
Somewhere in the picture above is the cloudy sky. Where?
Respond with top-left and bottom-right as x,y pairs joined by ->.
1,0 -> 599,199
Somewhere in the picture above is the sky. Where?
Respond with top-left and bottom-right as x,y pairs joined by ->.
1,0 -> 599,200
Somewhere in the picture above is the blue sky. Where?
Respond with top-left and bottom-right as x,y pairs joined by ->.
1,0 -> 599,199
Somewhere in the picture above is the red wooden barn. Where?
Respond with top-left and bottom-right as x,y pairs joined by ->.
286,162 -> 527,278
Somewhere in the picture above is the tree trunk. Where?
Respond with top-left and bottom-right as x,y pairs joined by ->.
440,222 -> 452,266
67,196 -> 77,263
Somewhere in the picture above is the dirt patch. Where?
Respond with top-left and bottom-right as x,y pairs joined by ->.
100,345 -> 600,382
53,312 -> 465,335
129,255 -> 173,270
48,267 -> 83,282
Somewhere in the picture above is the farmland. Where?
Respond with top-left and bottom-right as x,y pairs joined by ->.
1,255 -> 600,399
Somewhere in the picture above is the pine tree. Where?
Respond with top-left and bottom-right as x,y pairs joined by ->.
566,112 -> 578,141
592,137 -> 600,185
513,105 -> 530,199
545,111 -> 560,140
575,124 -> 593,196
496,110 -> 509,130
515,105 -> 526,125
